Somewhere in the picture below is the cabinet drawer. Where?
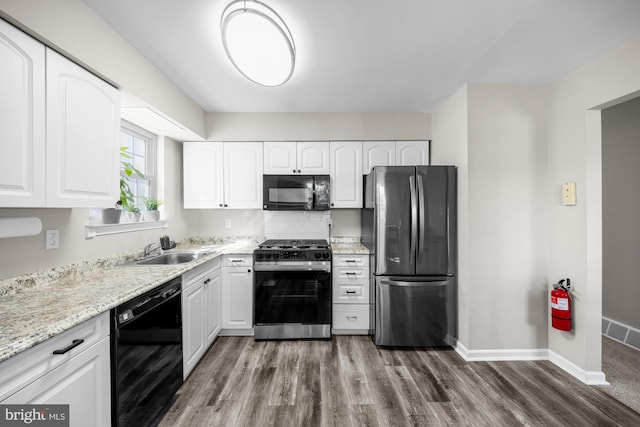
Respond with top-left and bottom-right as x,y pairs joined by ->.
334,267 -> 367,281
0,312 -> 109,401
223,255 -> 252,267
333,283 -> 368,303
333,304 -> 370,330
333,255 -> 368,268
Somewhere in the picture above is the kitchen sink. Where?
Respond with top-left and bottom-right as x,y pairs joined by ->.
134,251 -> 212,265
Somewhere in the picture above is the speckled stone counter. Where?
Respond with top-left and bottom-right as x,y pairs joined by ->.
0,237 -> 259,364
330,236 -> 369,254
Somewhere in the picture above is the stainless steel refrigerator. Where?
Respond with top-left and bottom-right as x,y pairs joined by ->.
361,166 -> 456,347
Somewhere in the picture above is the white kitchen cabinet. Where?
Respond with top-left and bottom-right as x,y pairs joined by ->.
362,141 -> 395,174
183,142 -> 224,208
0,313 -> 110,427
396,140 -> 430,166
332,254 -> 370,334
184,141 -> 263,209
264,141 -> 329,174
46,48 -> 120,208
224,142 -> 263,209
221,255 -> 253,335
0,19 -> 46,207
329,141 -> 363,208
182,258 -> 221,378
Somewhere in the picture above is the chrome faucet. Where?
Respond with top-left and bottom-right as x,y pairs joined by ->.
143,242 -> 162,257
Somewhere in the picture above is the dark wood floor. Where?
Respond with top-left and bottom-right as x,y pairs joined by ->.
159,336 -> 640,426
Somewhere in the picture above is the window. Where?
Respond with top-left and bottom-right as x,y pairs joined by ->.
120,121 -> 156,209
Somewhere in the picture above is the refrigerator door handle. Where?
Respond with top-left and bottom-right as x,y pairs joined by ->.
409,175 -> 418,264
379,279 -> 448,288
417,174 -> 425,254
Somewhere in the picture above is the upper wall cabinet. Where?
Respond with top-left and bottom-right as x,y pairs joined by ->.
0,21 -> 120,209
330,141 -> 363,208
184,141 -> 263,209
396,141 -> 430,166
363,140 -> 430,174
0,19 -> 46,207
264,141 -> 329,174
362,141 -> 395,174
46,49 -> 120,208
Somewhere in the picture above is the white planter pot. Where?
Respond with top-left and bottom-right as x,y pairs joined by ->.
101,208 -> 121,224
142,210 -> 160,222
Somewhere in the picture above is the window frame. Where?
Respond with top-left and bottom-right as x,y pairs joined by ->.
120,120 -> 157,210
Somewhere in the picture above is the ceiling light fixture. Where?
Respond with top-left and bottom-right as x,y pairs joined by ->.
221,0 -> 296,87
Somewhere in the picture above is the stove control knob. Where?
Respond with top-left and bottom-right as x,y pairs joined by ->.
264,253 -> 271,259
315,252 -> 322,259
256,252 -> 264,260
272,253 -> 279,259
322,251 -> 330,259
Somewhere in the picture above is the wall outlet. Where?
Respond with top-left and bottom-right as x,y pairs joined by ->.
225,219 -> 232,229
46,229 -> 59,249
562,182 -> 576,206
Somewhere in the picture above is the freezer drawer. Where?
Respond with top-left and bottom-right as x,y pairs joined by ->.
375,276 -> 455,347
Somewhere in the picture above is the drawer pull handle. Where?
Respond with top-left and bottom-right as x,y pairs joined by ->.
52,339 -> 84,355
231,259 -> 243,263
346,290 -> 357,294
347,316 -> 358,320
204,278 -> 211,284
346,272 -> 357,276
346,260 -> 357,263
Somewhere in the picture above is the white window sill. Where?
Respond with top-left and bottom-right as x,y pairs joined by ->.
85,220 -> 168,239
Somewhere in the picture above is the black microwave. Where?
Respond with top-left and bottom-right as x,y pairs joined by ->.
263,175 -> 330,211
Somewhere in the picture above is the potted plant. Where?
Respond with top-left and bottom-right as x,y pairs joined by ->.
142,197 -> 163,221
103,146 -> 145,224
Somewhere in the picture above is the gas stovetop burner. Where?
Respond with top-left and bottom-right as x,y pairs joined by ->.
254,239 -> 332,262
258,239 -> 330,250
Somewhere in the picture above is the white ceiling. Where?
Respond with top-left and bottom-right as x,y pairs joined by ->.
84,0 -> 640,113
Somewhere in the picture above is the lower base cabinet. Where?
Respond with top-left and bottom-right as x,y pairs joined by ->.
0,313 -> 111,427
182,258 -> 221,378
220,255 -> 253,335
332,254 -> 371,335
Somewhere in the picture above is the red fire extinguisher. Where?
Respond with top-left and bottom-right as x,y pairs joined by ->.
551,278 -> 572,331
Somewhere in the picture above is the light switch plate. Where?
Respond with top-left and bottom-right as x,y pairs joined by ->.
562,182 -> 576,206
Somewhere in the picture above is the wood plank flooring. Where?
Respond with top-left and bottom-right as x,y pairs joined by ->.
159,336 -> 640,426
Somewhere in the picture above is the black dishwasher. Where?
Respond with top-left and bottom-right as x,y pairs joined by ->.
111,276 -> 182,427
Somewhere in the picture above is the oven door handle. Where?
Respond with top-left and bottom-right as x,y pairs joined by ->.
254,263 -> 331,272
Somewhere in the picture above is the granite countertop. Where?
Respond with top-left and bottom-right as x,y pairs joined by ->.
331,242 -> 369,254
0,237 -> 259,364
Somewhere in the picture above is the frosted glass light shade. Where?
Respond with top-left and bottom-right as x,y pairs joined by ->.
221,0 -> 295,87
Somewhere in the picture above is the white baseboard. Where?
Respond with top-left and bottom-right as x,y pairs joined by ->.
455,341 -> 607,385
548,350 -> 608,385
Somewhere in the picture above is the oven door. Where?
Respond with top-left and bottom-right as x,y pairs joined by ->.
254,269 -> 332,327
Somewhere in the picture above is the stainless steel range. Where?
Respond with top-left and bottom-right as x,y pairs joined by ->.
253,239 -> 332,339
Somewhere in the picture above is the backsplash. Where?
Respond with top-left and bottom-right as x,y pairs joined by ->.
264,211 -> 331,240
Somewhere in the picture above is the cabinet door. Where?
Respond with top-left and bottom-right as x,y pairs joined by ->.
2,338 -> 111,427
182,282 -> 205,378
396,140 -> 430,166
298,141 -> 330,174
362,141 -> 395,174
264,141 -> 296,174
45,48 -> 120,208
184,141 -> 224,208
0,20 -> 46,207
224,142 -> 263,209
205,269 -> 222,345
222,266 -> 253,330
330,141 -> 363,208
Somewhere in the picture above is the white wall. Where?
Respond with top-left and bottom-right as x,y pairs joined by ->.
547,33 -> 640,375
602,96 -> 640,330
0,0 -> 205,138
431,85 -> 470,346
432,84 -> 549,352
466,83 -> 549,350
